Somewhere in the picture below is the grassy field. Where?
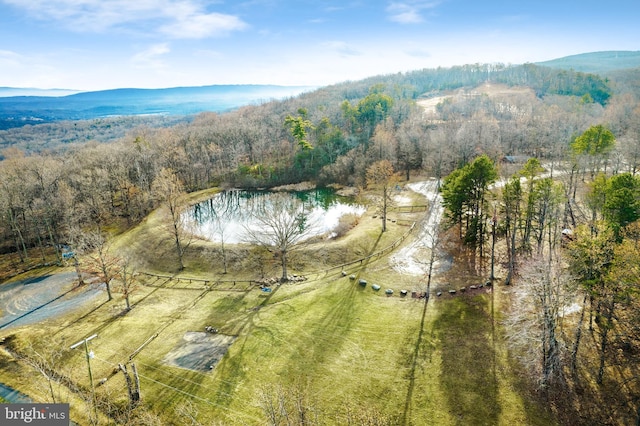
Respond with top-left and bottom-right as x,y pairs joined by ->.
0,185 -> 558,425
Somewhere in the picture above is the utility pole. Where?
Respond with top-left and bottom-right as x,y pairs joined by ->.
70,334 -> 98,423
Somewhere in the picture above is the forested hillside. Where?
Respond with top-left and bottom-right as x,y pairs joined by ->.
2,58 -> 640,423
0,63 -> 627,257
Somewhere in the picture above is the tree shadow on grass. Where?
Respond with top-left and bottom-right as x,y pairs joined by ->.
400,295 -> 434,425
167,231 -> 388,420
432,295 -> 500,425
279,231 -> 386,379
207,282 -> 286,408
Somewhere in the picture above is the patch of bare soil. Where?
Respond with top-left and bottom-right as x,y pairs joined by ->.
163,331 -> 236,372
417,83 -> 535,115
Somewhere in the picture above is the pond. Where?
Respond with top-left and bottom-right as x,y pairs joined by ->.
187,188 -> 366,244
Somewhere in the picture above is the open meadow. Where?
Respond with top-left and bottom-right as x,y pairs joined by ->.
0,182 -> 557,425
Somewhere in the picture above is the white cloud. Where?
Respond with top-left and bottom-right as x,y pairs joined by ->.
3,0 -> 247,38
0,50 -> 71,89
132,43 -> 171,69
321,41 -> 361,57
0,49 -> 22,67
160,12 -> 247,39
386,1 -> 440,24
405,47 -> 432,58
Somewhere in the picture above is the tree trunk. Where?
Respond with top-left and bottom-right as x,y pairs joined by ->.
571,293 -> 588,374
281,250 -> 288,282
131,363 -> 141,404
119,363 -> 135,405
74,256 -> 85,286
382,186 -> 387,232
8,209 -> 28,262
102,262 -> 113,301
221,240 -> 228,274
119,363 -> 141,407
173,220 -> 185,270
597,300 -> 615,385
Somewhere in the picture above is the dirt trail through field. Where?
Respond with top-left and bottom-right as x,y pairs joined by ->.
390,180 -> 450,276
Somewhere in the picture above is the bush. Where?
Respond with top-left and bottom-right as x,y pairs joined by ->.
333,213 -> 360,238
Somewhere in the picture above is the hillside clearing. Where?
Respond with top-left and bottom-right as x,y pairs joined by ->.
417,83 -> 536,115
0,181 -> 557,425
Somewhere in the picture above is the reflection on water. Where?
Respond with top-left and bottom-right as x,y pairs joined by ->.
187,189 -> 365,243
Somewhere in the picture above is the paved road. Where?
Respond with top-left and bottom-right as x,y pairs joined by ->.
0,272 -> 104,329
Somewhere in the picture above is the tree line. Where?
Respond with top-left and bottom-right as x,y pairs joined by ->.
0,63 -> 634,272
439,120 -> 640,423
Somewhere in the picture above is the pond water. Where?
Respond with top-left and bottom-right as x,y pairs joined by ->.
187,188 -> 366,244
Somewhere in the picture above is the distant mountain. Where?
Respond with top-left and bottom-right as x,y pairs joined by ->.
0,87 -> 81,97
536,51 -> 640,74
0,84 -> 313,130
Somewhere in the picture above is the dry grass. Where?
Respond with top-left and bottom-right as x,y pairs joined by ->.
0,183 -> 558,425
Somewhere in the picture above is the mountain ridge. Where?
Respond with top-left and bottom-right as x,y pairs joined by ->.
1,50 -> 637,130
0,84 -> 314,129
535,50 -> 640,74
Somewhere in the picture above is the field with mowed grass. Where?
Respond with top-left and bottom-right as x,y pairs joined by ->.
0,184 -> 557,425
2,270 -> 554,424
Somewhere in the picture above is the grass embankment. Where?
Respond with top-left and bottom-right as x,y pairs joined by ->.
0,184 -> 556,425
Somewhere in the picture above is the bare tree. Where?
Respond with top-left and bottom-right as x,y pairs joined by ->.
198,194 -> 235,274
118,256 -> 138,311
118,362 -> 141,408
175,399 -> 203,426
366,160 -> 397,232
0,161 -> 29,262
79,229 -> 119,301
258,382 -> 318,426
243,193 -> 316,281
152,168 -> 192,270
505,253 -> 572,388
595,240 -> 640,384
19,341 -> 66,404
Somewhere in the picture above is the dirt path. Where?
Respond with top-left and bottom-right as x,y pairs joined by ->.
390,180 -> 450,276
416,83 -> 536,116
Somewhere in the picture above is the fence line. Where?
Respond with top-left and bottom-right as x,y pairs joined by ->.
391,205 -> 428,213
140,219 -> 419,288
308,221 -> 417,278
138,272 -> 255,290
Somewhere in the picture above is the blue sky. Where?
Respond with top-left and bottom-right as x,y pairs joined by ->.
0,0 -> 638,91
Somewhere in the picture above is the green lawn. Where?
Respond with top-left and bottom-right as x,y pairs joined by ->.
55,269 -> 552,425
0,186 -> 557,425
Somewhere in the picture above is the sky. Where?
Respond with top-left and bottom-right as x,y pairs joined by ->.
0,0 -> 638,91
